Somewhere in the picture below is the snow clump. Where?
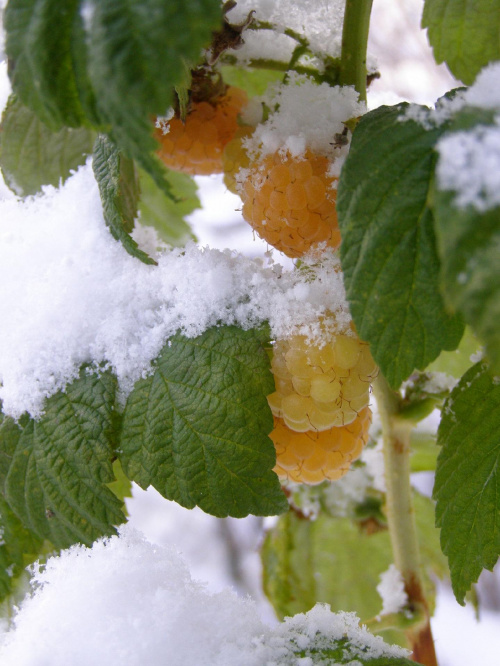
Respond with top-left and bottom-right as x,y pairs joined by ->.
0,526 -> 411,666
376,564 -> 409,617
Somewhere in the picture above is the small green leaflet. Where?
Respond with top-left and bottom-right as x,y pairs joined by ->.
0,95 -> 94,196
422,0 -> 500,85
337,104 -> 464,388
0,369 -> 125,549
138,168 -> 199,247
92,135 -> 156,265
432,109 -> 500,374
120,326 -> 288,518
435,361 -> 500,604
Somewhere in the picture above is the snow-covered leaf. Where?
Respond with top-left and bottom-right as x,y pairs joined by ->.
0,95 -> 94,196
422,0 -> 500,85
93,135 -> 155,264
435,361 -> 500,603
337,104 -> 464,388
0,369 -> 125,549
120,326 -> 288,518
432,109 -> 500,374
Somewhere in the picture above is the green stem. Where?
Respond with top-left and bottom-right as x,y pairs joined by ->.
373,373 -> 438,666
339,0 -> 373,102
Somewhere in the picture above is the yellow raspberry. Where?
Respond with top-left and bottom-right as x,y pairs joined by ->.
267,332 -> 378,432
271,407 -> 372,485
155,87 -> 248,175
240,150 -> 341,257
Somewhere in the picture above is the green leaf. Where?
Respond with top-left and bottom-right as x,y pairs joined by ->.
262,493 -> 446,623
0,369 -> 126,549
337,104 -> 464,388
422,0 -> 500,85
0,497 -> 43,602
84,0 -> 222,197
92,134 -> 155,265
120,326 -> 288,518
219,65 -> 282,97
4,0 -> 86,129
138,167 -> 199,246
431,110 -> 500,373
0,95 -> 94,196
434,361 -> 500,604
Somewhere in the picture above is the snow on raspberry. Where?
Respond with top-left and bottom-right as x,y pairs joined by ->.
240,74 -> 365,164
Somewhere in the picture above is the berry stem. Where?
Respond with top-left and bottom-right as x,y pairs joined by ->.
339,0 -> 373,103
373,373 -> 438,666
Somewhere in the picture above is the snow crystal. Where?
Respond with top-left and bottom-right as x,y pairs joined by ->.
0,527 -> 410,666
241,74 -> 365,162
226,0 -> 345,60
376,564 -> 408,617
0,162 -> 350,419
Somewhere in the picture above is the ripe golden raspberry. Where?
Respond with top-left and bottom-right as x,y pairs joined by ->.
271,407 -> 372,485
240,150 -> 341,258
156,86 -> 248,175
222,125 -> 253,194
267,331 -> 378,432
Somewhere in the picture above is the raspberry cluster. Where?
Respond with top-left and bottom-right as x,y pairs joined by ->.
156,87 -> 248,175
239,150 -> 341,258
267,330 -> 377,484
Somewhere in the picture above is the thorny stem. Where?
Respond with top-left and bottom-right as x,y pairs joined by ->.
373,374 -> 438,666
339,0 -> 373,102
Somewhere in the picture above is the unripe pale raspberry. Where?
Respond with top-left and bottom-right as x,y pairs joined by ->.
271,407 -> 372,485
240,150 -> 341,258
156,87 -> 248,175
267,331 -> 378,432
